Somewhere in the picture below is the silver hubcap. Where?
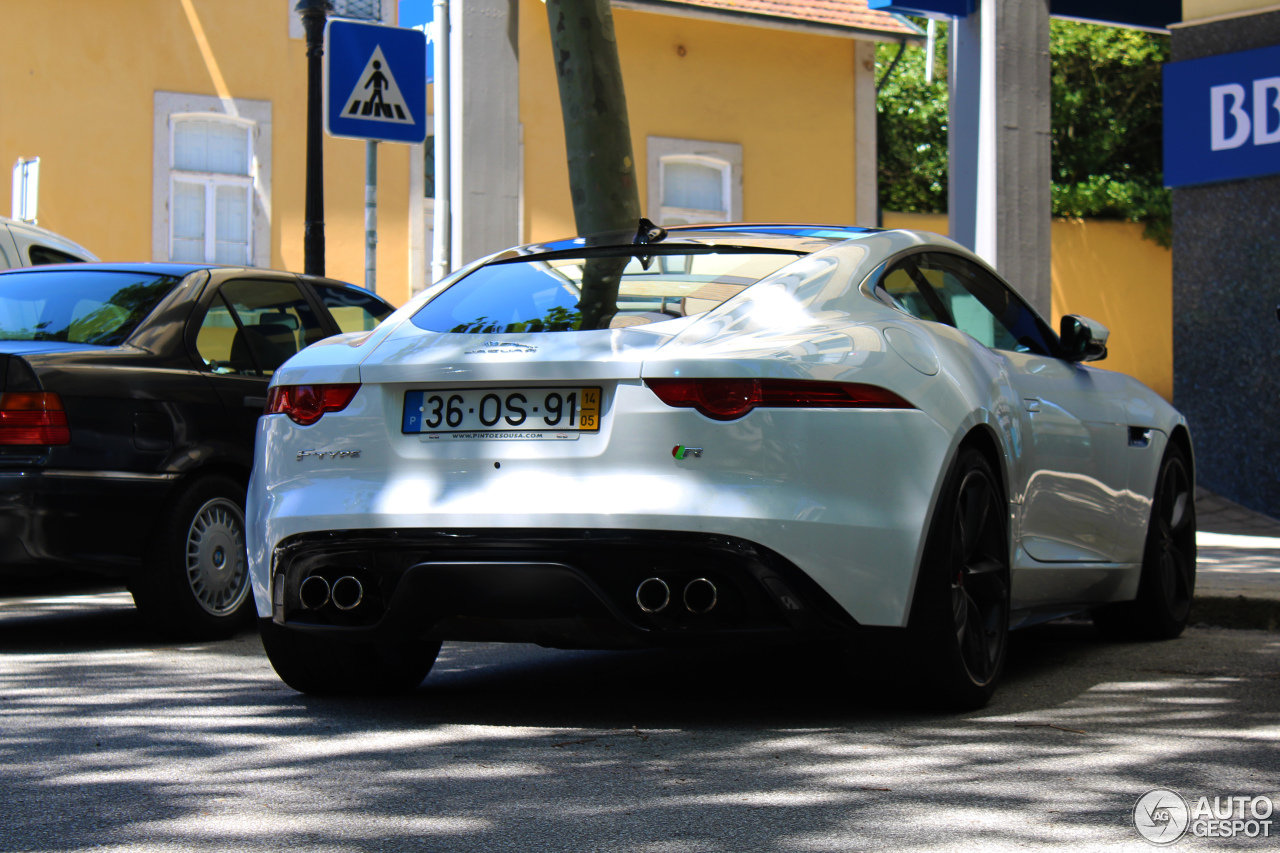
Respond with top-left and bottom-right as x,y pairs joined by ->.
186,497 -> 248,616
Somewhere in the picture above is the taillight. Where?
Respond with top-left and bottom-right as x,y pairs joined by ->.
266,384 -> 360,426
0,392 -> 71,445
645,378 -> 913,421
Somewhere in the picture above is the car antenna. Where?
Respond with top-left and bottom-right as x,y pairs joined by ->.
633,218 -> 667,270
634,218 -> 667,245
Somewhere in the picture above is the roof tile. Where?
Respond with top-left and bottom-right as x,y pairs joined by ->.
664,0 -> 919,36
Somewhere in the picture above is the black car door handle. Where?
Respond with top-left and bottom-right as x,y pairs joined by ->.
245,396 -> 269,409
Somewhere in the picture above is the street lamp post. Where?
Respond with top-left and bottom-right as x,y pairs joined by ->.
296,0 -> 333,277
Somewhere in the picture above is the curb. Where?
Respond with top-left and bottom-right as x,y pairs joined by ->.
1189,595 -> 1280,632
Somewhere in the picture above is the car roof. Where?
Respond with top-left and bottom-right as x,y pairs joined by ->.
514,223 -> 880,256
0,261 -> 367,288
1,217 -> 100,263
0,261 -> 217,277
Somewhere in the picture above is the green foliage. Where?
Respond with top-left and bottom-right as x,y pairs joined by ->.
876,30 -> 950,216
450,306 -> 584,334
876,19 -> 1171,246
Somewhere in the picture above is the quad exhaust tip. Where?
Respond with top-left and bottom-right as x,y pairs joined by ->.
636,577 -> 670,613
683,578 -> 718,614
298,575 -> 330,610
331,576 -> 364,611
636,577 -> 718,614
299,574 -> 364,611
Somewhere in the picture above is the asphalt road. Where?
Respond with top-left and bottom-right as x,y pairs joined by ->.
0,589 -> 1277,853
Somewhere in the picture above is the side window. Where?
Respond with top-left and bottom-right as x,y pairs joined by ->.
196,280 -> 325,376
913,254 -> 1055,356
196,295 -> 242,374
28,245 -> 85,266
879,264 -> 943,323
314,285 -> 392,333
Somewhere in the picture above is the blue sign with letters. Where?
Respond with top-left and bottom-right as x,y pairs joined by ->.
867,0 -> 973,17
324,18 -> 428,144
397,0 -> 434,84
1164,44 -> 1280,188
869,0 -> 1177,26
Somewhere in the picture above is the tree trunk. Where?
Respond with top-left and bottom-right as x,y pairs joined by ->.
546,0 -> 641,329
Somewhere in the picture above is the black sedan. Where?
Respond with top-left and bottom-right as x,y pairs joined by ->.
0,263 -> 393,638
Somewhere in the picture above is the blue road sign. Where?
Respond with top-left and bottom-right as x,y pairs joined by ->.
325,18 -> 428,144
1164,44 -> 1280,188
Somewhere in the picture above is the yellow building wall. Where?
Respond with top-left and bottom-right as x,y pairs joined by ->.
519,0 -> 862,243
0,0 -> 413,306
1182,0 -> 1276,22
880,211 -> 1173,401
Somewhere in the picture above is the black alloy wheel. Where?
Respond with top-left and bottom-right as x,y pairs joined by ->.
1093,444 -> 1196,640
130,474 -> 253,640
906,447 -> 1010,710
949,465 -> 1010,687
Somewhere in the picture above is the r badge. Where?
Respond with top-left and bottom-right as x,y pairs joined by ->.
672,445 -> 703,460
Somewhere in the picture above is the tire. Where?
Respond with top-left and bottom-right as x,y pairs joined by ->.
1092,443 -> 1196,640
130,474 -> 252,640
259,619 -> 441,695
905,447 -> 1011,711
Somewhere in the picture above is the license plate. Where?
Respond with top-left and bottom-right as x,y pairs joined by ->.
403,387 -> 602,435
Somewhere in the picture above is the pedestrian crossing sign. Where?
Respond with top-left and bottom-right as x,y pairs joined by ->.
324,19 -> 428,144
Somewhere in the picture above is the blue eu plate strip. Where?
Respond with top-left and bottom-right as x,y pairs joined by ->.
402,391 -> 424,433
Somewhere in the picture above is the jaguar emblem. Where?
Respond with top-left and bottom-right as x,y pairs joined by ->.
464,341 -> 538,355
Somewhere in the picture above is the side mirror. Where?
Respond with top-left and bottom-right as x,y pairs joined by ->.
1060,314 -> 1109,362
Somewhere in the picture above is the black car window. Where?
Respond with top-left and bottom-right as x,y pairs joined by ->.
197,279 -> 325,376
879,264 -> 945,323
0,269 -> 181,345
313,284 -> 392,333
910,254 -> 1056,357
28,245 -> 85,266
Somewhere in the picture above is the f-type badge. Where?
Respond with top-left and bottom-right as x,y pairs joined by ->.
672,445 -> 703,460
297,449 -> 362,462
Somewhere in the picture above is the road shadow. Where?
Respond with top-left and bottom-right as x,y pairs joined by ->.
2,590 -> 1278,853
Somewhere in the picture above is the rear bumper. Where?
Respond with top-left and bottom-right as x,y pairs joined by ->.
249,402 -> 955,628
0,469 -> 176,574
265,529 -> 861,649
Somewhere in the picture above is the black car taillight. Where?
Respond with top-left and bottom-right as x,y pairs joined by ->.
266,384 -> 360,426
645,378 -> 913,421
0,392 -> 71,445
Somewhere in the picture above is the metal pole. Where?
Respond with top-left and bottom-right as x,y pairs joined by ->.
365,140 -> 378,292
297,0 -> 332,277
431,0 -> 451,281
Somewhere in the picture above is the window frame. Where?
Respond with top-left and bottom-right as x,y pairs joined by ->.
289,0 -> 393,38
153,93 -> 272,269
646,136 -> 743,227
168,113 -> 255,266
658,154 -> 731,225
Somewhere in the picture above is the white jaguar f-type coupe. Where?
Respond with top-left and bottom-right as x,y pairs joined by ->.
247,223 -> 1194,708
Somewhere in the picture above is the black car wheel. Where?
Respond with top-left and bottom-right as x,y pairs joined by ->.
131,474 -> 252,640
259,620 -> 442,696
906,447 -> 1010,711
1093,443 -> 1196,640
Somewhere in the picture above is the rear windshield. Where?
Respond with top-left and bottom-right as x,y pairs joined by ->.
0,270 -> 182,346
411,248 -> 804,334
